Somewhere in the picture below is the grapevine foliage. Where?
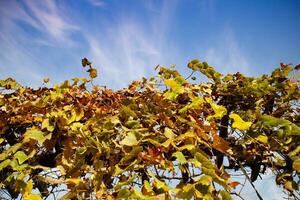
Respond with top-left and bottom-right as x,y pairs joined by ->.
0,59 -> 299,199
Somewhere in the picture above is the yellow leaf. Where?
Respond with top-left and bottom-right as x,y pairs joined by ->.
88,68 -> 97,78
293,158 -> 300,173
120,132 -> 138,146
256,135 -> 268,144
172,151 -> 187,164
66,178 -> 82,185
164,127 -> 175,139
24,127 -> 46,145
229,113 -> 252,130
26,194 -> 42,200
43,78 -> 49,83
206,98 -> 227,120
164,79 -> 180,89
42,119 -> 54,132
14,151 -> 28,164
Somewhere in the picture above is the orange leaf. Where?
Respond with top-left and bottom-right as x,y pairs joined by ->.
212,135 -> 230,154
230,181 -> 240,188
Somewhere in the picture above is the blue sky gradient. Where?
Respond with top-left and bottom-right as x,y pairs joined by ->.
0,1 -> 299,198
0,0 -> 299,89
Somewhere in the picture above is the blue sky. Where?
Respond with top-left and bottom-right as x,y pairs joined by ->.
0,0 -> 299,199
0,0 -> 299,89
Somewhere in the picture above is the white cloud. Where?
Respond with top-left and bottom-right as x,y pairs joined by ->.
88,0 -> 106,7
83,0 -> 179,89
23,0 -> 78,44
203,28 -> 250,75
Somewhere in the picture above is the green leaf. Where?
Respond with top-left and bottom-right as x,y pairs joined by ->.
164,127 -> 175,139
118,188 -> 131,199
229,113 -> 252,130
172,151 -> 187,164
220,190 -> 232,200
24,127 -> 46,145
0,143 -> 22,161
176,184 -> 195,199
120,132 -> 138,146
202,168 -> 228,189
41,119 -> 54,132
0,159 -> 11,171
14,151 -> 28,164
198,175 -> 212,186
195,152 -> 214,169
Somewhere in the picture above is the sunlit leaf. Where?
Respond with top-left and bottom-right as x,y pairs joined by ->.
229,113 -> 252,130
120,132 -> 138,146
292,158 -> 300,173
172,151 -> 187,164
256,135 -> 268,144
14,151 -> 28,164
164,127 -> 175,139
24,127 -> 46,145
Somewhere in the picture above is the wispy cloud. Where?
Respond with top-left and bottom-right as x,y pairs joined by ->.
0,0 -> 80,86
83,0 -> 179,89
0,0 -> 181,89
203,28 -> 250,75
23,0 -> 78,45
88,0 -> 106,7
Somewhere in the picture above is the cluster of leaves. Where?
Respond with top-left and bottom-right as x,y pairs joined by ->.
0,58 -> 299,199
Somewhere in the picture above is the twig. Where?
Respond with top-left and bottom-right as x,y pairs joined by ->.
231,192 -> 246,200
238,161 -> 263,200
238,176 -> 247,195
185,71 -> 195,80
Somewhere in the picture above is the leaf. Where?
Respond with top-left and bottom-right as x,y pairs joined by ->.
66,178 -> 82,185
14,151 -> 28,164
207,101 -> 227,120
292,158 -> 300,173
256,135 -> 268,144
25,194 -> 42,200
43,78 -> 50,83
284,180 -> 298,191
179,97 -> 204,113
229,181 -> 240,188
195,152 -> 214,169
0,143 -> 22,161
0,159 -> 11,171
82,57 -> 91,67
164,79 -> 180,89
202,168 -> 228,189
212,135 -> 230,154
164,127 -> 175,139
198,175 -> 212,186
120,132 -> 138,146
142,180 -> 154,195
229,113 -> 252,130
88,68 -> 98,79
24,127 -> 46,145
220,190 -> 232,200
118,188 -> 131,199
172,151 -> 187,164
176,184 -> 195,199
42,119 -> 54,132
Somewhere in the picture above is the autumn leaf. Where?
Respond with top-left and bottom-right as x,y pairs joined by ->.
229,113 -> 252,130
43,78 -> 50,83
88,68 -> 98,78
120,132 -> 138,146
